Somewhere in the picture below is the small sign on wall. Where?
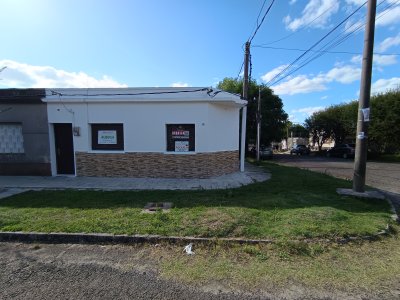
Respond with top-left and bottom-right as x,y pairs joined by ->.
172,130 -> 190,139
175,140 -> 189,152
98,130 -> 117,144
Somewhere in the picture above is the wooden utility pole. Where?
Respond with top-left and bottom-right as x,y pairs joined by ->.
242,42 -> 250,100
353,0 -> 377,192
256,87 -> 261,161
240,41 -> 250,171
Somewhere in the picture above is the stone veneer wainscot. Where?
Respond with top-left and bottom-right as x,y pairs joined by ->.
76,151 -> 239,178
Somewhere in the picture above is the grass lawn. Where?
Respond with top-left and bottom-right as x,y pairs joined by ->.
0,162 -> 394,240
156,232 -> 400,297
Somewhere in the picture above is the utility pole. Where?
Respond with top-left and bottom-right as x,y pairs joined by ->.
240,41 -> 250,172
256,87 -> 261,161
353,0 -> 376,192
242,42 -> 250,100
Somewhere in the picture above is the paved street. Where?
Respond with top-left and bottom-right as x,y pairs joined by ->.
272,154 -> 400,194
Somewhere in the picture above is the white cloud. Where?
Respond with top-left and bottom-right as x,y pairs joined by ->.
289,0 -> 298,5
378,33 -> 400,52
272,75 -> 327,95
260,65 -> 288,83
283,0 -> 340,31
351,55 -> 362,64
265,65 -> 361,95
376,5 -> 400,27
344,19 -> 364,34
350,54 -> 397,67
371,77 -> 400,94
373,54 -> 397,66
345,0 -> 365,5
292,106 -> 325,116
0,59 -> 127,88
321,95 -> 328,100
325,66 -> 361,83
171,82 -> 190,87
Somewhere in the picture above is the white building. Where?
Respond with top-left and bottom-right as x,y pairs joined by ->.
44,87 -> 247,178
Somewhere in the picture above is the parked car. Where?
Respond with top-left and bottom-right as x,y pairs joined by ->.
250,146 -> 273,159
260,146 -> 273,159
290,144 -> 310,155
326,144 -> 355,159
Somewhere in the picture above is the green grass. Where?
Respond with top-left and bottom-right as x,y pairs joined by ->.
0,162 -> 393,240
158,230 -> 400,296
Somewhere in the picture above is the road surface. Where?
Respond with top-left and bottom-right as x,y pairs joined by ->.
272,154 -> 400,194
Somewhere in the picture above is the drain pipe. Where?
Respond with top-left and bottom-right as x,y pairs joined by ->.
240,106 -> 247,172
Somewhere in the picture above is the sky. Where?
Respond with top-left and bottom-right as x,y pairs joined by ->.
1,0 -> 399,123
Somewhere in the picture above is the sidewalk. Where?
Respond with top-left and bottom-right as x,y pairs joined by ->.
0,163 -> 270,195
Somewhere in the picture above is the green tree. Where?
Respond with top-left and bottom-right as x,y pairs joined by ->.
304,88 -> 400,154
369,89 -> 400,153
217,78 -> 288,150
304,111 -> 333,151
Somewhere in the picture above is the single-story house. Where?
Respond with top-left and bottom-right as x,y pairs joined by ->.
0,89 -> 51,175
43,87 -> 247,178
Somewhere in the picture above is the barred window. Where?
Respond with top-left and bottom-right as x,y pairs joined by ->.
0,123 -> 24,153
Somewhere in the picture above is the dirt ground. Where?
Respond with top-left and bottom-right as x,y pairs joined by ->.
1,242 -> 399,300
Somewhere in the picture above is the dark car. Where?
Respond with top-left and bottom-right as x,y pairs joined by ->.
259,146 -> 273,159
290,144 -> 310,155
326,144 -> 355,159
250,146 -> 273,159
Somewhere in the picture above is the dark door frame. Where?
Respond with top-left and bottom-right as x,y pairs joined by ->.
53,123 -> 75,175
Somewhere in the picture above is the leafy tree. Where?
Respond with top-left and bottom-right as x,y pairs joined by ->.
369,89 -> 400,153
304,111 -> 333,151
304,88 -> 400,154
287,123 -> 308,138
217,78 -> 288,150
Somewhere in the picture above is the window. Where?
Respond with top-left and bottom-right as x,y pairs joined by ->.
91,124 -> 124,150
0,123 -> 24,153
166,124 -> 195,152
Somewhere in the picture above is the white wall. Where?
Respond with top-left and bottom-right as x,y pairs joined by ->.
207,103 -> 240,152
47,101 -> 240,153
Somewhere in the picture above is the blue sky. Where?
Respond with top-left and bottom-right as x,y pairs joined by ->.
1,0 -> 399,123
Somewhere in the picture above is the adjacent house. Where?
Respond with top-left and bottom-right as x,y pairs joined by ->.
42,87 -> 246,178
0,89 -> 51,175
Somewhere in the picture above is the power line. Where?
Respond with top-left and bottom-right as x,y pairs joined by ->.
235,61 -> 244,81
48,88 -> 223,98
257,1 -> 339,46
264,1 -> 368,86
251,45 -> 400,56
248,0 -> 276,43
267,0 -> 400,86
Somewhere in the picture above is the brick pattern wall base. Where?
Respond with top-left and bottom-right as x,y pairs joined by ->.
76,151 -> 239,178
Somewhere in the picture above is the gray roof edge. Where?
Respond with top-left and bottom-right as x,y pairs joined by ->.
44,87 -> 247,106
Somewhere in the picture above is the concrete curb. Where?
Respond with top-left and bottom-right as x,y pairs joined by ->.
378,189 -> 400,222
0,232 -> 274,245
0,229 -> 394,246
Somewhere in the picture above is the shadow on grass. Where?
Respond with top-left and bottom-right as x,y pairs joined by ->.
0,163 -> 390,215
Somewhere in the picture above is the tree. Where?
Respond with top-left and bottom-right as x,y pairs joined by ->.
304,88 -> 400,154
287,123 -> 308,138
217,77 -> 288,150
369,89 -> 400,153
304,111 -> 333,151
